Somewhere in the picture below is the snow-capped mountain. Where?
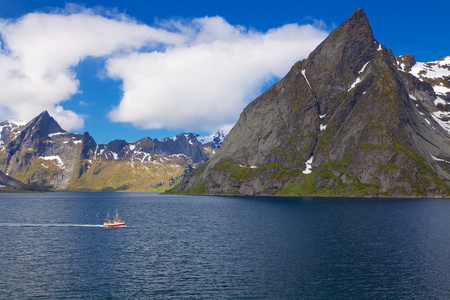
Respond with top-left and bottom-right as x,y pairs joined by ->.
0,111 -> 227,191
0,119 -> 27,145
400,56 -> 450,96
163,129 -> 229,150
197,128 -> 230,149
397,55 -> 450,135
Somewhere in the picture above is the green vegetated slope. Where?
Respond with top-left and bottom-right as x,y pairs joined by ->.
171,8 -> 450,197
68,158 -> 190,192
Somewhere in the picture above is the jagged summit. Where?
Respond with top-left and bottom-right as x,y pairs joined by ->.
307,8 -> 376,67
172,8 -> 450,197
304,8 -> 380,115
23,110 -> 66,139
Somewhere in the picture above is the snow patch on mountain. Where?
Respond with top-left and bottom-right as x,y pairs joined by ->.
348,77 -> 361,91
431,112 -> 450,133
435,97 -> 446,106
48,132 -> 66,138
0,121 -> 27,146
39,155 -> 65,169
430,154 -> 450,163
302,156 -> 313,174
434,85 -> 450,95
403,56 -> 450,135
348,61 -> 370,92
197,128 -> 230,148
359,61 -> 370,74
301,69 -> 312,90
411,56 -> 450,76
2,119 -> 27,127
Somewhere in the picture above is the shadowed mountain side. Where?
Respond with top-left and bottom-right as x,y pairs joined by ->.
170,8 -> 450,197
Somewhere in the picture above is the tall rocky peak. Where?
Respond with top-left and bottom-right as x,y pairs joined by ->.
22,110 -> 65,140
80,132 -> 97,160
106,139 -> 128,154
157,133 -> 210,163
172,8 -> 450,197
304,8 -> 379,114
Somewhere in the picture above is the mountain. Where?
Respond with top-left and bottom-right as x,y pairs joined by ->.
0,111 -> 82,189
396,54 -> 450,133
171,8 -> 450,197
0,170 -> 31,191
0,112 -> 224,191
197,129 -> 229,149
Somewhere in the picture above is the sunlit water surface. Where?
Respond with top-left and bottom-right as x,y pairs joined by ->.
0,193 -> 449,299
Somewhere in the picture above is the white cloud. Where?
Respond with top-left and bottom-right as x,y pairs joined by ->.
0,5 -> 183,130
107,16 -> 328,132
0,6 -> 328,133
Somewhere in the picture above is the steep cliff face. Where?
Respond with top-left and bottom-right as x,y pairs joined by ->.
0,111 -> 221,191
0,111 -> 88,189
172,8 -> 450,197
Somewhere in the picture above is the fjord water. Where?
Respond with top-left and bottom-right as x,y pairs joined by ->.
0,193 -> 449,299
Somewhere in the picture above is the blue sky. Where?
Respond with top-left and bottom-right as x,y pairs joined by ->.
0,0 -> 448,144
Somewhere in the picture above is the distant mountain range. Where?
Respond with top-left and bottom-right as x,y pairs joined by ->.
0,111 -> 227,191
172,8 -> 450,197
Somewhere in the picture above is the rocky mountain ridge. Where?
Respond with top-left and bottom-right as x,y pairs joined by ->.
396,54 -> 450,133
171,8 -> 450,197
0,111 -> 226,191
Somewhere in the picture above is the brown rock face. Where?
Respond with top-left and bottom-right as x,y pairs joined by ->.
0,111 -> 221,191
172,8 -> 450,197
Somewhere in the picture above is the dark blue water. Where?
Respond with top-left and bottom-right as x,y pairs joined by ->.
0,193 -> 449,299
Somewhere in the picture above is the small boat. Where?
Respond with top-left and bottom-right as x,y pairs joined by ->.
103,211 -> 126,228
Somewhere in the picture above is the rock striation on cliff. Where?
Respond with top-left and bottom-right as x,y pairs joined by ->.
172,8 -> 450,197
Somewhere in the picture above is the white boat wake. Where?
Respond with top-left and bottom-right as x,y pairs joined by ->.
0,223 -> 104,228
